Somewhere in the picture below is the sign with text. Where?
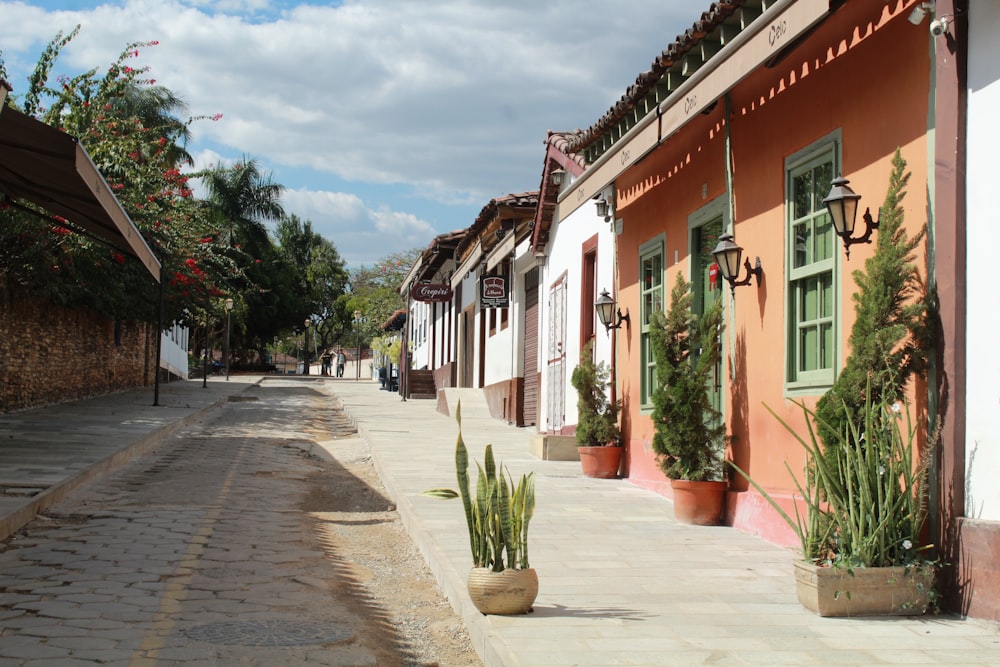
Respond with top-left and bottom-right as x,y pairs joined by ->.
410,283 -> 453,303
480,276 -> 509,308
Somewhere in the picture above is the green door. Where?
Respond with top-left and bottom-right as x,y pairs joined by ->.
692,217 -> 724,419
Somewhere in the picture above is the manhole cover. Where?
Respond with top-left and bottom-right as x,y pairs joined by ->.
186,619 -> 353,646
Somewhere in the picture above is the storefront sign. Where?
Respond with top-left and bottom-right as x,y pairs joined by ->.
480,276 -> 509,308
410,283 -> 453,303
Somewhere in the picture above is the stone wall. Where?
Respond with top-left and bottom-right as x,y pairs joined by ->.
0,278 -> 156,413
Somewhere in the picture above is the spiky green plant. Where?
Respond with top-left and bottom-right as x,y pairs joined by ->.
423,402 -> 535,571
732,375 -> 930,568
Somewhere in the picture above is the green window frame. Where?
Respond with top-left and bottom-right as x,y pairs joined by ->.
786,140 -> 839,391
639,235 -> 665,408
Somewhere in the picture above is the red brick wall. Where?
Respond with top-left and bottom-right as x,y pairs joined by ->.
0,278 -> 156,413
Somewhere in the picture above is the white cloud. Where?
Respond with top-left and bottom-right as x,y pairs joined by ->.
0,0 -> 696,265
282,188 -> 436,267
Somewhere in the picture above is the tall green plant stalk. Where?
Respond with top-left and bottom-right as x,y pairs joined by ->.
733,375 -> 930,568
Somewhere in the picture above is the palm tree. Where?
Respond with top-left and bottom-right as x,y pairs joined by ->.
202,156 -> 285,253
112,83 -> 195,168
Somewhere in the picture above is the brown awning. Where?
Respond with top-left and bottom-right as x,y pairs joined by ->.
0,91 -> 161,282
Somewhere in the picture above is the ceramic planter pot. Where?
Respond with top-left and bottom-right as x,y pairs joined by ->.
670,479 -> 726,525
793,559 -> 935,617
467,567 -> 538,615
578,446 -> 623,478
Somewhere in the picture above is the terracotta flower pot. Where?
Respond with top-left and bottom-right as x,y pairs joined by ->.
670,479 -> 726,525
578,446 -> 623,478
467,567 -> 538,615
793,560 -> 935,617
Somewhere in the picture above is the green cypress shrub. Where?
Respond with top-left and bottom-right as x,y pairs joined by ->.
814,148 -> 929,451
649,273 -> 725,481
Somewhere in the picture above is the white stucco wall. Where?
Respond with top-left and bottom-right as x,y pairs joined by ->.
160,324 -> 189,379
965,3 -> 1000,520
408,300 -> 429,370
536,193 -> 617,433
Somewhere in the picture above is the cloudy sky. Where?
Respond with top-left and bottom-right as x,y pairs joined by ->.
1,0 -> 697,268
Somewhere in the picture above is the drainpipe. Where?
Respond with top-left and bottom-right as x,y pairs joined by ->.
724,92 -> 738,382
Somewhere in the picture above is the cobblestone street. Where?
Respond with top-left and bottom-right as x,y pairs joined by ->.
0,380 -> 479,666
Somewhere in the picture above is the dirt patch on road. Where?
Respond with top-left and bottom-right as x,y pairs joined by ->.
299,436 -> 481,667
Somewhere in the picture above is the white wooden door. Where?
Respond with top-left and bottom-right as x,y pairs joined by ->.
546,278 -> 567,431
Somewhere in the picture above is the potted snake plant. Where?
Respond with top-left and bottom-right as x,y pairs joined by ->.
423,402 -> 537,615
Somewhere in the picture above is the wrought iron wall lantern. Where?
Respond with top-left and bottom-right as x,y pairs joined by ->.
550,168 -> 566,187
822,176 -> 880,259
595,289 -> 629,333
594,197 -> 610,221
711,233 -> 762,296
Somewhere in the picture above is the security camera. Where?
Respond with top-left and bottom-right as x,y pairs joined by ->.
929,17 -> 948,37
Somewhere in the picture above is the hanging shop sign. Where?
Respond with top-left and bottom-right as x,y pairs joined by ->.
480,276 -> 509,309
410,283 -> 453,303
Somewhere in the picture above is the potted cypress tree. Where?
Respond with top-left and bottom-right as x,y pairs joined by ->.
570,340 -> 623,478
733,150 -> 936,616
649,272 -> 726,525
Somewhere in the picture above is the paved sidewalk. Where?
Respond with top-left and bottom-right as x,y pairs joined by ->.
1,376 -> 999,667
326,381 -> 1000,667
0,376 -> 258,541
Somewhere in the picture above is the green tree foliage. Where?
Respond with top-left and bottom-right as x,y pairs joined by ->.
272,214 -> 348,354
201,156 -> 284,256
347,248 -> 422,347
0,29 -> 237,324
814,148 -> 929,450
649,273 -> 725,481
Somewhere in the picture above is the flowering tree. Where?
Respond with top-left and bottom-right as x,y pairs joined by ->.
0,29 -> 239,325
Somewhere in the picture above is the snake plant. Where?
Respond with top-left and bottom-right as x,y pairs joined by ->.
423,402 -> 535,571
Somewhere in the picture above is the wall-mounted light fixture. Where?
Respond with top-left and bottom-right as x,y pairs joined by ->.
822,176 -> 879,259
711,233 -> 762,296
550,168 -> 565,187
495,220 -> 515,241
908,1 -> 933,25
595,197 -> 610,221
595,289 -> 629,333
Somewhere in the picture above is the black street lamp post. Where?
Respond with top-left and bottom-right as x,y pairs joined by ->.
224,298 -> 234,381
201,319 -> 209,389
353,310 -> 363,381
303,319 -> 310,375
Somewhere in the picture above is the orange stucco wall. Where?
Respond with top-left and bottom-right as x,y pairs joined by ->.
613,2 -> 931,546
